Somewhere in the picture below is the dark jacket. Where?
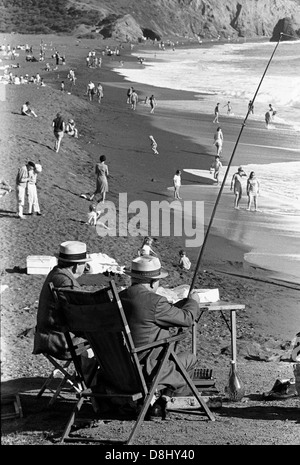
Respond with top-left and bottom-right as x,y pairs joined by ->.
33,266 -> 81,359
120,283 -> 200,390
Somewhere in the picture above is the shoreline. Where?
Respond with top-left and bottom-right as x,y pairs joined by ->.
105,42 -> 300,285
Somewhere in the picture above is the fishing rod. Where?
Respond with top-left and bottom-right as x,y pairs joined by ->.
188,32 -> 291,295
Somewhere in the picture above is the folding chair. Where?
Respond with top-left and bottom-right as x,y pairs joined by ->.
36,353 -> 82,406
51,280 -> 215,445
36,285 -> 110,406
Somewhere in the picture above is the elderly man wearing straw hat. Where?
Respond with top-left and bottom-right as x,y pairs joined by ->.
120,255 -> 201,418
33,241 -> 92,360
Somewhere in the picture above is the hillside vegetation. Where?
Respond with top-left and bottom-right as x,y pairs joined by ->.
1,0 -> 300,40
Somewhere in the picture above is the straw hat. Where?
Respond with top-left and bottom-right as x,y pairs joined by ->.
125,256 -> 168,280
58,241 -> 91,263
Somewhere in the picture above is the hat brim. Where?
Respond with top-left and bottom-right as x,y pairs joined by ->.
125,268 -> 168,280
57,254 -> 92,263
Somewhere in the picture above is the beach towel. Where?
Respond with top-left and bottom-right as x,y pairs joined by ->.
84,252 -> 125,275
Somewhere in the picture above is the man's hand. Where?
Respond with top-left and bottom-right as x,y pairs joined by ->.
189,291 -> 200,305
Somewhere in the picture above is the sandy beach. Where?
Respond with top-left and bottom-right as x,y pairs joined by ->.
1,34 -> 299,446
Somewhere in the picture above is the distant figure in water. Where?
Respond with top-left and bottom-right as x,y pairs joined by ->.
230,166 -> 247,209
223,101 -> 232,115
149,94 -> 157,113
265,103 -> 276,129
248,100 -> 254,114
246,171 -> 260,211
213,103 -> 220,123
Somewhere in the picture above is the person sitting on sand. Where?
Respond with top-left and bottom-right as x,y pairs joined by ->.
138,236 -> 157,257
179,250 -> 191,271
0,178 -> 13,197
149,135 -> 159,155
21,101 -> 37,117
65,119 -> 78,138
230,166 -> 247,209
86,204 -> 110,229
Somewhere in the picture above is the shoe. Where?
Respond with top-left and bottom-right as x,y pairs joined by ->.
18,215 -> 26,219
262,379 -> 297,400
146,396 -> 168,420
36,212 -> 42,216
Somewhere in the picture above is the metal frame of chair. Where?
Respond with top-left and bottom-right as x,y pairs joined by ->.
51,280 -> 215,445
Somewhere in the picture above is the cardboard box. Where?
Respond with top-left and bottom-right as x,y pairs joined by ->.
26,255 -> 57,275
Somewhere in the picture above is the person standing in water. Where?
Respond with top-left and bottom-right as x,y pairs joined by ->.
230,167 -> 247,209
246,171 -> 260,211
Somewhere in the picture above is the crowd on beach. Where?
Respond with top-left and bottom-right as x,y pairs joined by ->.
1,33 -> 277,236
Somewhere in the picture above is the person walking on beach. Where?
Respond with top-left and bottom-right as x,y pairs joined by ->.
27,163 -> 42,216
68,69 -> 76,90
52,112 -> 65,153
210,155 -> 223,184
127,86 -> 133,104
213,127 -> 223,156
130,89 -> 138,110
15,161 -> 35,219
96,83 -> 104,104
213,103 -> 220,123
149,94 -> 157,114
89,155 -> 109,204
149,135 -> 159,155
173,170 -> 182,200
230,166 -> 247,209
246,171 -> 260,211
223,101 -> 232,115
86,80 -> 95,101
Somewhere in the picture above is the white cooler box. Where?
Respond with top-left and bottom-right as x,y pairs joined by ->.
27,255 -> 57,275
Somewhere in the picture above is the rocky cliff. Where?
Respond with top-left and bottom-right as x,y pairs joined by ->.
68,0 -> 300,41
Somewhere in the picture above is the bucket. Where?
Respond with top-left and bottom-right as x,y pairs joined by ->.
293,363 -> 300,397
